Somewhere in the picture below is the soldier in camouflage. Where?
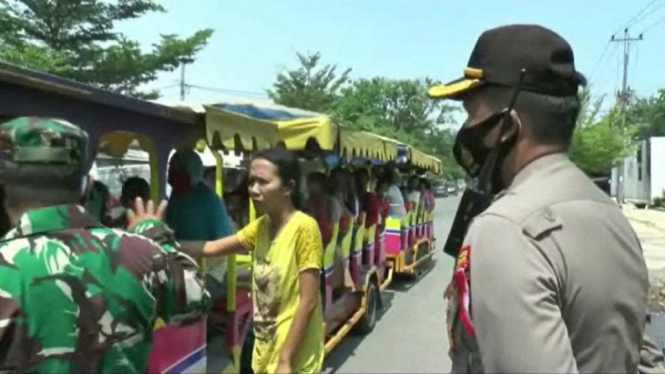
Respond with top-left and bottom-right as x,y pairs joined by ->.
0,117 -> 210,373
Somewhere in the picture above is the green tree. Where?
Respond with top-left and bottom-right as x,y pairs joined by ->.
625,89 -> 665,139
268,51 -> 351,112
0,0 -> 213,99
333,77 -> 463,179
568,90 -> 636,176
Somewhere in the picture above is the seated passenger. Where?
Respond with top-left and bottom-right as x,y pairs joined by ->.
110,176 -> 151,229
419,178 -> 436,213
226,175 -> 250,231
380,171 -> 406,219
405,176 -> 421,207
374,178 -> 391,228
354,169 -> 383,229
306,172 -> 333,247
84,163 -> 113,225
328,168 -> 356,289
165,150 -> 234,304
329,168 -> 358,236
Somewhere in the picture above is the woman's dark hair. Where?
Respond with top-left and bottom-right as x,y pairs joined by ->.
252,148 -> 304,210
121,177 -> 151,208
419,178 -> 431,189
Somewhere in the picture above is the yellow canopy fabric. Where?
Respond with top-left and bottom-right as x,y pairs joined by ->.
340,129 -> 395,161
277,116 -> 336,150
204,104 -> 279,151
362,133 -> 404,162
159,101 -> 280,152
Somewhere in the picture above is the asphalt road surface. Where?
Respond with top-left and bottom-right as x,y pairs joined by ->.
325,196 -> 461,373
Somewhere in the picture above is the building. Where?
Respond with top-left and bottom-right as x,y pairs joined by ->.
611,136 -> 665,206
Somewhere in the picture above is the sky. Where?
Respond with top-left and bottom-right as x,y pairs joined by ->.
117,0 -> 665,122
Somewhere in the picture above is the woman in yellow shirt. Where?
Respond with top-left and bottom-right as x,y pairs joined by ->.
182,148 -> 324,374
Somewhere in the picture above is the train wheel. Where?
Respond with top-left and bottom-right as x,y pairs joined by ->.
355,281 -> 379,334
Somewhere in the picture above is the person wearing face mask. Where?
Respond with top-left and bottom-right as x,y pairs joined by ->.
429,25 -> 654,373
0,117 -> 209,373
165,150 -> 235,305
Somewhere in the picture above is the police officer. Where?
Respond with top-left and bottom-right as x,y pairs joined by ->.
0,117 -> 210,373
429,25 -> 650,372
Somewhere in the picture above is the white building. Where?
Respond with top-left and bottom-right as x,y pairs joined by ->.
611,136 -> 665,206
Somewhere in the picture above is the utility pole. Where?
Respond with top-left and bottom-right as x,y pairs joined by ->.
610,28 -> 642,205
179,62 -> 187,101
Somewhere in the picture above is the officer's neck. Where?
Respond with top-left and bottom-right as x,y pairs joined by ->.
502,144 -> 566,188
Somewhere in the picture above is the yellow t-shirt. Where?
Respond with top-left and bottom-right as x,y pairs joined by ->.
237,211 -> 325,374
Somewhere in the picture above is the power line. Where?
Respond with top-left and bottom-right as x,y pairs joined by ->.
187,84 -> 270,98
640,13 -> 665,33
610,28 -> 643,205
622,0 -> 661,31
588,42 -> 620,87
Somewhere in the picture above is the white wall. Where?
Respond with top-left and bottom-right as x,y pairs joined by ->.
650,137 -> 665,201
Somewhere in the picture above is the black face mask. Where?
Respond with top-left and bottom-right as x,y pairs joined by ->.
442,112 -> 517,257
442,72 -> 525,259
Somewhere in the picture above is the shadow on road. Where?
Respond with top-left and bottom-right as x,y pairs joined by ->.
323,289 -> 397,373
389,257 -> 438,293
323,258 -> 440,373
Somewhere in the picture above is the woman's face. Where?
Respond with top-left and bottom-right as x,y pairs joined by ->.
248,158 -> 292,214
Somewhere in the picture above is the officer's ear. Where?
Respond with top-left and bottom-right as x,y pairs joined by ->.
500,109 -> 523,143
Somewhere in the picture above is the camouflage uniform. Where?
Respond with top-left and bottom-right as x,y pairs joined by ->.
0,117 -> 210,373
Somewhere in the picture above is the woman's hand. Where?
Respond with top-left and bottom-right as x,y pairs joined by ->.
275,360 -> 293,374
126,198 -> 167,231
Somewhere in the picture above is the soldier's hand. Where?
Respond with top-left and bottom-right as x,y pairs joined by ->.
126,197 -> 167,230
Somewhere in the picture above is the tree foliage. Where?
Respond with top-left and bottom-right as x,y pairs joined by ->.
625,89 -> 665,140
0,0 -> 213,99
268,52 -> 659,180
268,52 -> 351,112
568,89 -> 637,176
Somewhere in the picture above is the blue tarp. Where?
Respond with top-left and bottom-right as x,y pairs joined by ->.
212,103 -> 318,122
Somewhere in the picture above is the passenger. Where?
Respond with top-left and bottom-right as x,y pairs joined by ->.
374,177 -> 392,228
110,176 -> 151,228
306,171 -> 333,247
405,176 -> 421,210
0,117 -> 209,373
419,178 -> 436,213
354,169 -> 383,229
226,175 -> 250,230
380,170 -> 406,219
165,150 -> 235,305
329,167 -> 358,235
84,163 -> 112,224
179,147 -> 325,374
328,168 -> 357,289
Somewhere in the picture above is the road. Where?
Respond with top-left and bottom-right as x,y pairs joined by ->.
325,196 -> 460,373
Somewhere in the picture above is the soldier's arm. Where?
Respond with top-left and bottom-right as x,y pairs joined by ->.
0,244 -> 27,371
468,214 -> 578,373
130,219 -> 211,325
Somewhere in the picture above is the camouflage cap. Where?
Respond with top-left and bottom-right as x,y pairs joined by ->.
0,117 -> 89,171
